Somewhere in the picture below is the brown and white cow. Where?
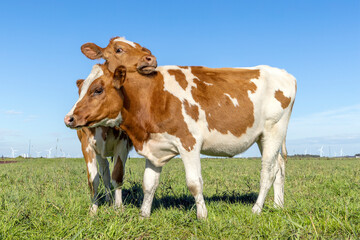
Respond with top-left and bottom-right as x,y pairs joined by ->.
66,42 -> 296,220
75,76 -> 132,214
69,37 -> 156,214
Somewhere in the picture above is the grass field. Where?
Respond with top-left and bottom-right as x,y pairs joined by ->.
0,157 -> 359,239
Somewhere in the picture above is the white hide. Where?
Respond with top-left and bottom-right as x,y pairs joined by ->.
114,37 -> 137,48
67,65 -> 104,116
87,157 -> 98,182
224,93 -> 239,107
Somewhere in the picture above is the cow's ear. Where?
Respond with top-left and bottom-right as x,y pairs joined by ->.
113,66 -> 126,89
76,79 -> 85,95
81,43 -> 103,60
76,79 -> 84,89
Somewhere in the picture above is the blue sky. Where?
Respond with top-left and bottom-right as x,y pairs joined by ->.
0,0 -> 359,158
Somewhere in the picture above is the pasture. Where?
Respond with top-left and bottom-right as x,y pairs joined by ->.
0,157 -> 359,239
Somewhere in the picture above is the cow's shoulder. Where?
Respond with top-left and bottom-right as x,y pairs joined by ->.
123,69 -> 197,153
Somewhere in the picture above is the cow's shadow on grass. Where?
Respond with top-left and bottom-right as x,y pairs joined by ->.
121,182 -> 258,211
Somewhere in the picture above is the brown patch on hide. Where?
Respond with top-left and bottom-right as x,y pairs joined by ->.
112,156 -> 124,185
184,100 -> 199,122
190,67 -> 260,137
168,69 -> 188,90
275,90 -> 291,109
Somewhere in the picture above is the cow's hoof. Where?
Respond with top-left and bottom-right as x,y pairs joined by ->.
114,204 -> 125,212
197,208 -> 208,220
139,212 -> 150,220
273,203 -> 284,209
90,204 -> 98,216
252,204 -> 262,214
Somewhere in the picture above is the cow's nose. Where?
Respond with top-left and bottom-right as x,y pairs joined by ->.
145,56 -> 153,62
64,115 -> 74,126
143,55 -> 157,66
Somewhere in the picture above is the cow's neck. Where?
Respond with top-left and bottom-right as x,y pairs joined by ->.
119,69 -> 198,153
119,72 -> 164,151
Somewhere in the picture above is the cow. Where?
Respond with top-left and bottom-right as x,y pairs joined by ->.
69,37 -> 157,214
75,76 -> 132,215
65,42 -> 297,220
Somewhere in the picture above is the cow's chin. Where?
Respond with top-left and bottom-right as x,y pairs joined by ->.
66,123 -> 86,130
137,65 -> 157,75
87,113 -> 123,128
68,121 -> 90,130
68,121 -> 107,130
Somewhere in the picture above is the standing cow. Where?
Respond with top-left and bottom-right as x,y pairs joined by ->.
75,78 -> 132,214
66,39 -> 296,219
69,37 -> 157,214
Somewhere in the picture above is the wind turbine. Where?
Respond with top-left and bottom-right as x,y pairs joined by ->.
60,149 -> 66,158
304,148 -> 308,155
318,145 -> 324,157
10,147 -> 18,158
46,148 -> 52,158
340,148 -> 344,157
55,138 -> 59,158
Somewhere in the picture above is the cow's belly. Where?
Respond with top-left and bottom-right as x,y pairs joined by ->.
137,126 -> 262,165
201,128 -> 261,157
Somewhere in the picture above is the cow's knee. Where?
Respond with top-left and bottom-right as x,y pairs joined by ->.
187,179 -> 202,197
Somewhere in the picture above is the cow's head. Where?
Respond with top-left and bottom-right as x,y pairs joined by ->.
81,37 -> 157,74
64,64 -> 126,129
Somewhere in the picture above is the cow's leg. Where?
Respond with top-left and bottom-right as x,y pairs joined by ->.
273,152 -> 285,208
253,119 -> 288,214
252,141 -> 279,214
111,155 -> 125,210
79,131 -> 101,215
140,159 -> 162,218
96,155 -> 111,204
85,151 -> 100,215
257,139 -> 285,208
181,150 -> 207,219
111,140 -> 130,210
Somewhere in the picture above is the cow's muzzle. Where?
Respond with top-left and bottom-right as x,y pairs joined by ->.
64,115 -> 76,128
137,55 -> 157,74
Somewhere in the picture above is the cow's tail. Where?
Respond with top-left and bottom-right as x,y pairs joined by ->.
281,137 -> 288,163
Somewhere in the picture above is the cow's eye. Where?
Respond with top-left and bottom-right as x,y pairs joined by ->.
93,88 -> 103,96
116,48 -> 123,53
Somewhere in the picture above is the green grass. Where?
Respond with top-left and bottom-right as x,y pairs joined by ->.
0,157 -> 359,239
